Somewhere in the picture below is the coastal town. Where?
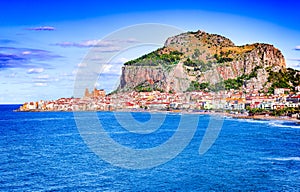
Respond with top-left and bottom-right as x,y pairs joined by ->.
15,30 -> 300,122
17,87 -> 300,120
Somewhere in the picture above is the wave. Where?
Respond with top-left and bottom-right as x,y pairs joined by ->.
228,118 -> 270,124
266,157 -> 300,161
23,117 -> 68,121
0,117 -> 69,122
268,121 -> 300,129
226,117 -> 300,129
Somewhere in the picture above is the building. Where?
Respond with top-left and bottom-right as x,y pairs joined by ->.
84,88 -> 106,98
286,94 -> 300,103
274,88 -> 290,95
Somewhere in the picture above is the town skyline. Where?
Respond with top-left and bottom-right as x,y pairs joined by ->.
1,1 -> 300,103
16,86 -> 300,121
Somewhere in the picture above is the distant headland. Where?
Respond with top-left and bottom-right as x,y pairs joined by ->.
16,30 -> 300,121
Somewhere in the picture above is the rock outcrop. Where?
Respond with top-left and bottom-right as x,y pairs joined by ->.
117,30 -> 287,93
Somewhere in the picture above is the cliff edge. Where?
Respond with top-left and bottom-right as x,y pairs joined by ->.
117,30 -> 294,93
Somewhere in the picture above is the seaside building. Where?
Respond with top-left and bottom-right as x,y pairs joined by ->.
17,86 -> 300,115
84,88 -> 106,98
286,94 -> 300,103
274,88 -> 290,95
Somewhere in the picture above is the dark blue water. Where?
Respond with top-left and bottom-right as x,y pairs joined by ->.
0,105 -> 299,191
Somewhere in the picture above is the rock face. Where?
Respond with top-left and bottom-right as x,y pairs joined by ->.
118,30 -> 286,92
119,66 -> 168,91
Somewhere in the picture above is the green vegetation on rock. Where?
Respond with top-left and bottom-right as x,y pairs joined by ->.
134,82 -> 164,92
223,66 -> 261,90
213,53 -> 233,63
183,58 -> 212,72
267,68 -> 300,93
124,48 -> 183,66
187,81 -> 210,91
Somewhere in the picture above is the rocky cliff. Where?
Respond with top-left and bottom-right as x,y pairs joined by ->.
118,30 -> 289,93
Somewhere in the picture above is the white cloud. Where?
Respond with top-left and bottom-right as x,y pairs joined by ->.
102,64 -> 113,73
60,72 -> 75,81
286,59 -> 300,69
77,62 -> 87,67
8,73 -> 17,78
289,62 -> 300,68
27,68 -> 44,74
34,83 -> 48,87
54,40 -> 114,48
36,74 -> 49,79
98,57 -> 129,75
61,72 -> 70,76
26,26 -> 55,31
117,57 -> 129,63
22,51 -> 31,55
72,69 -> 88,76
72,69 -> 79,75
92,46 -> 121,52
295,45 -> 300,50
94,82 -> 100,87
80,40 -> 113,47
54,38 -> 138,52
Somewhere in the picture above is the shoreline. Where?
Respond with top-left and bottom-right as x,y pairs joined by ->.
225,113 -> 300,123
14,108 -> 300,124
182,111 -> 300,123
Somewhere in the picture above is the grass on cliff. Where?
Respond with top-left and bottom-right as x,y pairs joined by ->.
267,68 -> 300,93
134,83 -> 164,93
222,44 -> 256,55
187,66 -> 261,92
187,81 -> 209,91
183,58 -> 213,72
124,48 -> 183,66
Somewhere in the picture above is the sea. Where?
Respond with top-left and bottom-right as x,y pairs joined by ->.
0,104 -> 299,191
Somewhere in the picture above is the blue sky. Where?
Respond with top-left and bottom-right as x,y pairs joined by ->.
1,0 -> 300,103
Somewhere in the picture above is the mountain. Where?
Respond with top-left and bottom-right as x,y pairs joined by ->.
117,30 -> 299,93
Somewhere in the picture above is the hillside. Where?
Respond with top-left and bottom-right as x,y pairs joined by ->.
117,30 -> 299,93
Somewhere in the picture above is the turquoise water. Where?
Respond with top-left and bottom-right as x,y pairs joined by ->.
0,105 -> 299,191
